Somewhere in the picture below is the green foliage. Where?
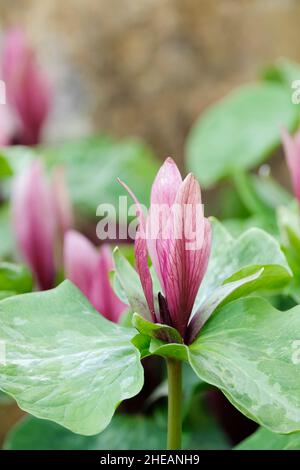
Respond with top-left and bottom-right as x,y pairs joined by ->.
236,427 -> 300,450
1,136 -> 159,217
186,83 -> 298,188
0,262 -> 32,295
0,204 -> 14,259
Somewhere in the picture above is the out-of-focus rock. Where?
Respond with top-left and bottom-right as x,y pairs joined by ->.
1,0 -> 300,170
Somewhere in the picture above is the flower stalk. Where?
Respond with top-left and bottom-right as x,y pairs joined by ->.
166,358 -> 182,450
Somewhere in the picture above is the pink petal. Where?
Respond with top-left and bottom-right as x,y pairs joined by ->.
12,160 -> 56,290
156,174 -> 211,336
64,230 -> 98,299
118,178 -> 156,321
90,244 -> 127,322
147,158 -> 182,290
52,166 -> 73,239
2,28 -> 51,145
150,157 -> 182,206
281,127 -> 300,203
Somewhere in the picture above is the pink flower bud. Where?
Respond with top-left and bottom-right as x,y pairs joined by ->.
64,230 -> 127,322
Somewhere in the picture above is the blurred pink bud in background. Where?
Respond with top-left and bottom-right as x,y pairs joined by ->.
64,230 -> 127,322
12,160 -> 56,290
2,28 -> 52,145
12,159 -> 73,290
281,127 -> 300,204
52,166 -> 73,240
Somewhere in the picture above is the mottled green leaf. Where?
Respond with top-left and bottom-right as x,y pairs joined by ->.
0,280 -> 143,435
189,296 -> 300,433
189,218 -> 291,340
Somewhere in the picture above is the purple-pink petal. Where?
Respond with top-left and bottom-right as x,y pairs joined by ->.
156,173 -> 211,336
118,178 -> 156,321
147,157 -> 182,292
150,157 -> 182,207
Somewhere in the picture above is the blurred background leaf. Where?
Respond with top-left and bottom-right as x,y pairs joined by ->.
186,83 -> 298,188
236,427 -> 300,450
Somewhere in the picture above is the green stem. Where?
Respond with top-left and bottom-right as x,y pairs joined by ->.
166,358 -> 182,450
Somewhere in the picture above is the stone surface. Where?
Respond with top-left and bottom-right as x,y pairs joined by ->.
0,0 -> 300,172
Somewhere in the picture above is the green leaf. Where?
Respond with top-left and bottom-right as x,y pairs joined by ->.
189,269 -> 264,339
4,414 -> 167,450
0,262 -> 32,294
148,341 -> 189,362
186,83 -> 298,188
1,137 -> 159,217
0,291 -> 16,300
0,204 -> 14,259
233,170 -> 291,220
4,396 -> 230,450
0,280 -> 144,435
0,153 -> 13,179
113,247 -> 152,321
262,58 -> 300,88
236,427 -> 300,450
223,216 -> 276,238
132,312 -> 183,344
277,202 -> 300,301
189,296 -> 300,433
0,390 -> 13,404
189,218 -> 292,340
0,146 -> 35,176
41,136 -> 159,215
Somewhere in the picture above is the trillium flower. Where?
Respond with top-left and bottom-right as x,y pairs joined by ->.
12,160 -> 72,290
1,28 -> 51,145
64,230 -> 127,322
281,127 -> 300,203
119,157 -> 212,339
